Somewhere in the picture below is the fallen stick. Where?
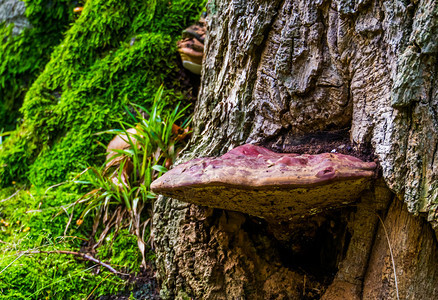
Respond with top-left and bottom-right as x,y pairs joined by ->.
26,250 -> 129,276
0,188 -> 23,203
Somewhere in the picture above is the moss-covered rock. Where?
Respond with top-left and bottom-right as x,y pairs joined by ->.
1,0 -> 205,187
0,0 -> 74,132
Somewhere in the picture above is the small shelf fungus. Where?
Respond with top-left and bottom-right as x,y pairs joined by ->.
177,16 -> 206,75
150,144 -> 377,221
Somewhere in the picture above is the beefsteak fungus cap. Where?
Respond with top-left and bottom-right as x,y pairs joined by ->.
151,144 -> 376,221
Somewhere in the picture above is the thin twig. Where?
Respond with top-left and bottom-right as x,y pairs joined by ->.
0,251 -> 26,274
63,204 -> 75,236
303,274 -> 306,296
25,250 -> 129,276
25,209 -> 42,214
31,265 -> 98,297
0,188 -> 23,203
44,181 -> 68,196
142,218 -> 150,244
55,235 -> 88,242
86,273 -> 112,300
377,214 -> 400,300
93,206 -> 121,249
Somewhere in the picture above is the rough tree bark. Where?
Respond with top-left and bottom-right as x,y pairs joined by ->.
0,0 -> 30,35
152,0 -> 438,299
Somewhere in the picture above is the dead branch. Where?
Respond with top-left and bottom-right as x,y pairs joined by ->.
25,250 -> 129,276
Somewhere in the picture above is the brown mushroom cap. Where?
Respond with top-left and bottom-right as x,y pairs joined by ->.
150,144 -> 377,221
106,127 -> 138,167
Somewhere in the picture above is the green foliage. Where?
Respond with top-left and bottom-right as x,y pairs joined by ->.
0,0 -> 75,132
0,185 -> 130,299
0,0 -> 206,187
98,229 -> 144,272
0,0 -> 206,298
75,86 -> 190,265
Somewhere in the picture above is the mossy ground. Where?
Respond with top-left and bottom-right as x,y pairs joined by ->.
0,0 -> 205,298
0,185 -> 131,299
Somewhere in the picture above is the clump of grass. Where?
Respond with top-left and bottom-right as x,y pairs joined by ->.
74,86 -> 191,266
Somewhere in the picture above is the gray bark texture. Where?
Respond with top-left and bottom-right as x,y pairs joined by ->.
0,0 -> 30,35
152,0 -> 438,299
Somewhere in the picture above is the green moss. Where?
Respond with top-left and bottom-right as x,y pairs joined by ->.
0,181 -> 152,299
0,0 -> 75,132
0,0 -> 206,297
0,0 -> 206,187
99,229 -> 144,273
0,184 -> 123,299
0,258 -> 125,300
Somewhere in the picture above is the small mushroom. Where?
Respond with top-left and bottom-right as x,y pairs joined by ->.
177,18 -> 206,75
177,39 -> 204,75
73,7 -> 83,13
150,144 -> 377,221
105,127 -> 139,168
103,128 -> 138,189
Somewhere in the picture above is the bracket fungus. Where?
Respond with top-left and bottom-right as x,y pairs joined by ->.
177,16 -> 206,75
150,144 -> 377,221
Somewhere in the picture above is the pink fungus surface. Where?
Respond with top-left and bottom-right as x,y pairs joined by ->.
151,144 -> 377,221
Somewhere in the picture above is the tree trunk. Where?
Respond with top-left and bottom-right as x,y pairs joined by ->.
152,0 -> 438,298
